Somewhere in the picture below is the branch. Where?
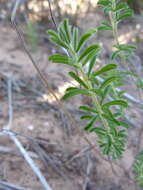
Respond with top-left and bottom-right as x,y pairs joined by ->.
1,129 -> 53,190
0,180 -> 32,190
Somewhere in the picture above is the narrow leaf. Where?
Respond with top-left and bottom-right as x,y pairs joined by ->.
102,100 -> 128,109
63,19 -> 71,43
114,2 -> 128,12
76,30 -> 97,52
78,44 -> 100,62
93,64 -> 117,76
50,36 -> 68,49
80,115 -> 94,120
100,76 -> 118,89
84,116 -> 97,131
88,55 -> 97,76
98,22 -> 112,31
62,88 -> 91,100
98,0 -> 111,6
73,27 -> 79,51
68,71 -> 88,88
79,106 -> 98,113
48,54 -> 69,64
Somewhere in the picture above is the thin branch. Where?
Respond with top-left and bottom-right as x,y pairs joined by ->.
6,77 -> 13,130
2,129 -> 53,190
83,153 -> 93,190
31,141 -> 68,179
0,180 -> 32,190
11,0 -> 60,103
47,0 -> 57,29
10,0 -> 78,136
0,145 -> 39,159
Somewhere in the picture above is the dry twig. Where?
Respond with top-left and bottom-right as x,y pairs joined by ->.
1,69 -> 53,190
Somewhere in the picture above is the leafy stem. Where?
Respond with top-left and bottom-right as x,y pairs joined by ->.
110,0 -> 119,45
48,18 -> 129,159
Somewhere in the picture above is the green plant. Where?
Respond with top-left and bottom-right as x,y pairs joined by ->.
47,0 -> 140,163
47,16 -> 130,159
133,152 -> 143,186
38,0 -> 143,187
26,21 -> 38,52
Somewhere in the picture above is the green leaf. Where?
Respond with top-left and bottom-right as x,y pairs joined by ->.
76,30 -> 97,52
117,9 -> 133,23
118,130 -> 128,138
100,76 -> 118,89
84,116 -> 97,131
92,127 -> 106,135
62,88 -> 91,100
47,30 -> 59,39
88,55 -> 97,76
98,0 -> 111,6
93,64 -> 117,76
111,50 -> 121,59
63,19 -> 71,43
49,54 -> 79,68
102,113 -> 120,126
78,44 -> 100,62
66,87 -> 79,91
58,24 -> 69,44
114,44 -> 136,51
47,29 -> 69,49
98,22 -> 112,31
90,76 -> 99,86
114,2 -> 128,12
90,88 -> 102,96
100,85 -> 111,104
102,100 -> 128,109
76,33 -> 92,52
68,71 -> 88,88
48,54 -> 69,64
119,121 -> 129,128
50,36 -> 68,49
79,105 -> 98,113
82,51 -> 97,67
80,115 -> 94,120
103,6 -> 112,14
73,27 -> 79,51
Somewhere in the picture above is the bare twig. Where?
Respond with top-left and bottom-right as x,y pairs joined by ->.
1,129 -> 53,190
83,153 -> 93,190
0,145 -> 39,159
31,140 -> 67,179
0,180 -> 32,190
47,0 -> 57,29
11,0 -> 60,103
6,76 -> 13,130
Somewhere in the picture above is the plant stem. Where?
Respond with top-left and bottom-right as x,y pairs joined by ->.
110,0 -> 119,45
79,67 -> 110,132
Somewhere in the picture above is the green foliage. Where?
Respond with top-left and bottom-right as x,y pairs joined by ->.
26,22 -> 38,52
47,0 -> 143,184
47,17 -> 129,159
133,152 -> 143,186
98,0 -> 136,61
136,78 -> 143,90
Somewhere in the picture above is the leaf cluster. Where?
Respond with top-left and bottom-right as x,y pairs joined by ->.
133,152 -> 143,186
47,19 -> 129,159
98,0 -> 133,22
97,0 -> 136,60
